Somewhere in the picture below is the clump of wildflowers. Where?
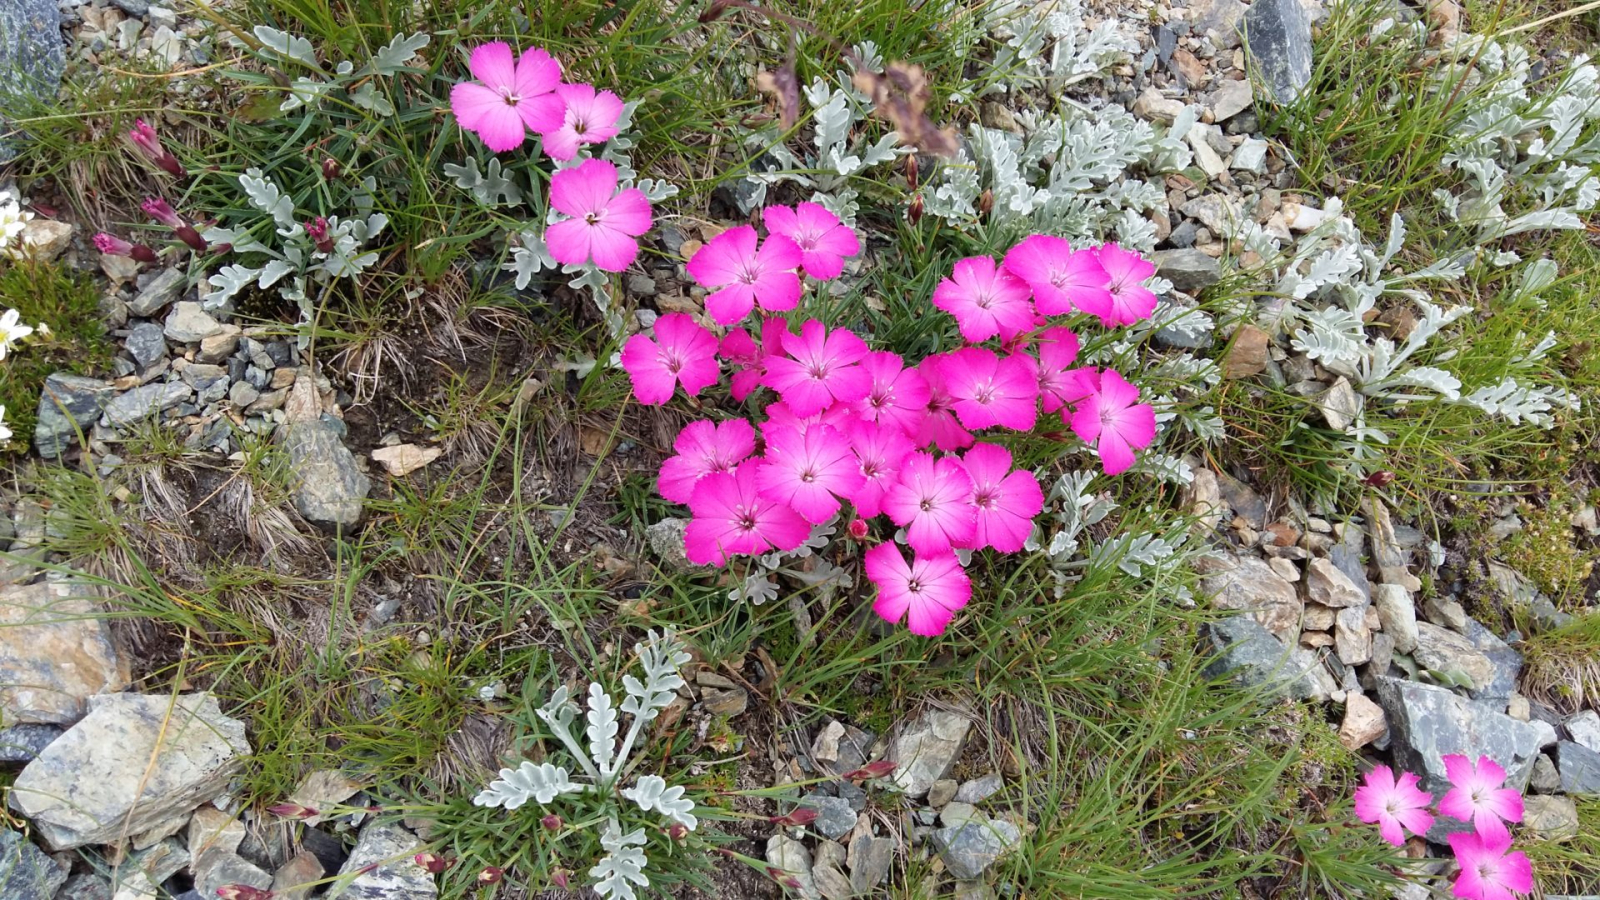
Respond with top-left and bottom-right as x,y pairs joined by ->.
1352,756 -> 1533,899
619,216 -> 1159,636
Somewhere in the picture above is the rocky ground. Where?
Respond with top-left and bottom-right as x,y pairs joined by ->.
1,0 -> 1597,897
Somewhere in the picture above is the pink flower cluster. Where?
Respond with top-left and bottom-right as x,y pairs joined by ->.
450,42 -> 623,158
1354,756 -> 1532,900
621,214 -> 1162,637
448,43 -> 651,273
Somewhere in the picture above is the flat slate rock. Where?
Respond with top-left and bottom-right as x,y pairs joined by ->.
328,821 -> 434,899
1203,614 -> 1336,702
34,373 -> 113,458
0,827 -> 68,899
1242,0 -> 1313,103
0,580 -> 131,726
1374,677 -> 1543,798
0,723 -> 62,763
0,0 -> 66,163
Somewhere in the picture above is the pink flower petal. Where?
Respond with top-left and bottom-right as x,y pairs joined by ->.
467,42 -> 517,91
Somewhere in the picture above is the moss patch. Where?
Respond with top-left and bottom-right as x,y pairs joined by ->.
0,259 -> 114,449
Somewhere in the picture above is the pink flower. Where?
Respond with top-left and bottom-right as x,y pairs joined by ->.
544,82 -> 624,161
958,444 -> 1043,552
915,356 -> 974,451
658,420 -> 756,504
1438,755 -> 1524,844
141,197 -> 183,229
1033,327 -> 1088,414
1069,369 -> 1155,476
846,420 -> 915,519
685,461 -> 811,566
619,312 -> 719,405
719,319 -> 785,402
1353,765 -> 1435,847
1447,829 -> 1533,900
687,226 -> 803,326
755,424 -> 864,524
763,320 -> 872,416
545,159 -> 652,272
1093,243 -> 1159,326
1002,234 -> 1112,317
761,202 -> 860,280
932,256 -> 1035,343
93,233 -> 158,264
449,42 -> 565,153
864,543 -> 970,637
942,348 -> 1039,432
761,399 -> 855,438
127,118 -> 185,178
305,216 -> 333,253
853,351 -> 929,437
882,452 -> 976,555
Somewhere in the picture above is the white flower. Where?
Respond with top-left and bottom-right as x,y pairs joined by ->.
0,309 -> 34,360
0,405 -> 11,444
0,198 -> 33,256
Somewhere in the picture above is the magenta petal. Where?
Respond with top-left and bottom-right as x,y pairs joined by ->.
467,41 -> 517,91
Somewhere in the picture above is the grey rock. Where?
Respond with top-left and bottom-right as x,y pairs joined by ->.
804,794 -> 858,840
128,267 -> 187,317
229,381 -> 260,408
1166,219 -> 1199,249
1334,606 -> 1371,665
1214,470 -> 1265,528
1149,248 -> 1222,292
1528,595 -> 1574,633
280,417 -> 369,531
1190,0 -> 1247,43
0,723 -> 61,763
245,365 -> 270,389
0,828 -> 67,899
814,840 -> 847,871
1373,677 -> 1543,797
766,834 -> 820,900
1180,194 -> 1236,234
328,821 -> 434,900
1306,558 -> 1365,608
932,816 -> 1021,880
0,501 -> 45,585
1522,794 -> 1578,840
1555,741 -> 1600,796
1413,622 -> 1495,692
0,581 -> 131,726
9,692 -> 249,849
271,851 -> 325,900
847,833 -> 894,892
263,341 -> 294,367
1423,595 -> 1468,632
1243,0 -> 1313,103
1318,377 -> 1361,432
193,848 -> 273,898
645,517 -> 700,572
955,772 -> 1003,804
54,873 -> 112,900
1531,754 -> 1561,793
111,0 -> 148,15
128,837 -> 189,883
1230,138 -> 1269,174
0,0 -> 65,163
1328,541 -> 1370,605
1194,553 -> 1302,642
1153,24 -> 1177,63
1203,615 -> 1336,701
812,860 -> 852,900
927,779 -> 958,808
100,381 -> 191,429
886,708 -> 971,797
163,302 -> 223,343
126,322 -> 168,369
1372,584 -> 1418,654
299,826 -> 349,876
810,719 -> 875,775
1567,710 -> 1600,753
33,373 -> 112,458
1460,619 -> 1521,704
1209,78 -> 1254,121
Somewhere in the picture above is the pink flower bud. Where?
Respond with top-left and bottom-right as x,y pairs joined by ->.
322,157 -> 341,180
847,519 -> 869,540
413,851 -> 452,874
841,759 -> 896,781
305,216 -> 333,253
551,869 -> 571,889
141,197 -> 183,229
767,867 -> 802,890
215,886 -> 274,900
127,119 -> 186,178
665,822 -> 688,840
477,866 -> 504,884
174,224 -> 209,253
770,807 -> 818,827
540,813 -> 562,831
266,803 -> 319,820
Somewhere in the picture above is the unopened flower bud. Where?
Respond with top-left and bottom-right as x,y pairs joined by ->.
140,197 -> 183,229
975,189 -> 994,218
841,759 -> 897,781
322,157 -> 341,180
127,119 -> 186,178
770,807 -> 819,827
265,803 -> 318,820
174,224 -> 209,253
665,822 -> 689,840
551,868 -> 572,889
907,193 -> 923,226
93,232 -> 159,265
767,867 -> 803,890
413,852 -> 452,874
905,153 -> 919,191
477,866 -> 504,884
305,216 -> 333,254
540,813 -> 562,831
847,519 -> 869,540
215,886 -> 274,900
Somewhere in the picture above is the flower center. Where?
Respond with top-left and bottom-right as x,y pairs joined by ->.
906,579 -> 923,594
738,264 -> 760,285
806,363 -> 828,380
736,507 -> 759,531
585,211 -> 604,226
918,499 -> 933,512
502,91 -> 520,107
800,469 -> 817,483
975,491 -> 994,509
973,382 -> 995,404
1099,409 -> 1117,427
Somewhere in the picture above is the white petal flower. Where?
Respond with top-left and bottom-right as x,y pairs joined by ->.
0,309 -> 35,360
0,405 -> 11,443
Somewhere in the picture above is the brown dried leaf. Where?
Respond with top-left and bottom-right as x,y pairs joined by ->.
851,61 -> 959,158
755,63 -> 802,130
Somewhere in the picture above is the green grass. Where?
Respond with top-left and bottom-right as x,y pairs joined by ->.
0,259 -> 116,447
